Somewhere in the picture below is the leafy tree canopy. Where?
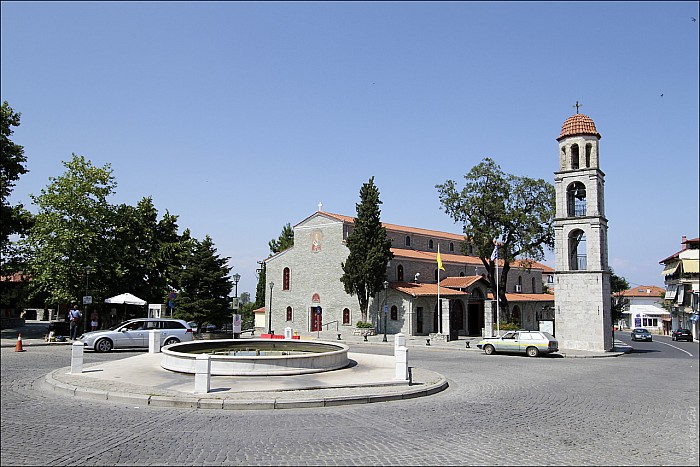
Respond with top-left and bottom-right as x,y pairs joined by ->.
340,176 -> 394,322
1,101 -> 32,275
436,157 -> 555,316
25,154 -> 116,305
173,235 -> 233,327
268,223 -> 294,254
610,268 -> 630,325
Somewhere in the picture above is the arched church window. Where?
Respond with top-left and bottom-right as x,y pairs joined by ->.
283,267 -> 290,290
390,305 -> 398,321
286,306 -> 293,321
342,308 -> 350,325
449,242 -> 454,252
405,236 -> 411,247
397,265 -> 404,282
567,182 -> 587,217
568,229 -> 587,270
531,277 -> 536,293
571,144 -> 580,170
428,239 -> 434,250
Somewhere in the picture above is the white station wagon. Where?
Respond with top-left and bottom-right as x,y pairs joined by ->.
78,318 -> 193,352
477,330 -> 559,357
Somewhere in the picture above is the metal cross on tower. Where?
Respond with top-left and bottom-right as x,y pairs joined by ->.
573,100 -> 582,114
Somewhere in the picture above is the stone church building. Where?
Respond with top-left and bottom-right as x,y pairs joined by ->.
263,210 -> 555,339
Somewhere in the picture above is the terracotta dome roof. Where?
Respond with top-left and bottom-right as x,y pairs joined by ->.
557,114 -> 601,141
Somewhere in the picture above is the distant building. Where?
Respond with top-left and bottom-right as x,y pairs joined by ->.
616,285 -> 668,334
660,236 -> 699,340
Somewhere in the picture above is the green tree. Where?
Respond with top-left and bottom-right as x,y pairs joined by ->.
25,154 -> 116,306
110,198 -> 190,303
173,235 -> 232,329
609,268 -> 630,326
436,158 -> 555,319
268,223 -> 294,254
254,262 -> 266,309
340,177 -> 394,322
0,101 -> 33,277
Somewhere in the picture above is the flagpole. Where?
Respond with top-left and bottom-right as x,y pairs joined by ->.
492,241 -> 500,337
495,255 -> 500,337
437,245 -> 443,335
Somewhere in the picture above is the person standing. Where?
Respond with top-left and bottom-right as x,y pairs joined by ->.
90,310 -> 99,331
69,305 -> 82,340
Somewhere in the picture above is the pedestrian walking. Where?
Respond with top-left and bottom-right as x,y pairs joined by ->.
69,305 -> 82,340
90,310 -> 99,331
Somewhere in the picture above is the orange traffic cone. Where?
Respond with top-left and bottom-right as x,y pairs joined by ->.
15,333 -> 25,352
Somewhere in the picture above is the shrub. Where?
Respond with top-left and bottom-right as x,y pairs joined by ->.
355,321 -> 373,328
498,321 -> 520,331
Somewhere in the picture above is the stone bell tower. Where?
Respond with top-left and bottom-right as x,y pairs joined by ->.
553,108 -> 612,351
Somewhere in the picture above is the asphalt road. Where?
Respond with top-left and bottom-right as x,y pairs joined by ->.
1,337 -> 698,466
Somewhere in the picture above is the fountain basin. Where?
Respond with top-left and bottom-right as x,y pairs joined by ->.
161,339 -> 350,376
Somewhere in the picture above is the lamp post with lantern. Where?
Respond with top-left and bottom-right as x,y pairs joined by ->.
231,273 -> 241,338
383,280 -> 389,342
268,282 -> 274,335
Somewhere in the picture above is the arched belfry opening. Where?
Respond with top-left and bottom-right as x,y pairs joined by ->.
554,109 -> 611,352
567,182 -> 587,217
568,229 -> 587,270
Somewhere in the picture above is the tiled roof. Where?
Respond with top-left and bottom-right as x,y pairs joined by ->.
659,237 -> 700,264
486,292 -> 555,302
390,282 -> 468,297
557,114 -> 601,141
320,211 -> 465,241
439,276 -> 487,288
392,248 -> 482,266
616,285 -> 665,298
392,248 -> 551,272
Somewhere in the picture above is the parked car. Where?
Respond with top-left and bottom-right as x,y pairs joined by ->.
631,328 -> 652,342
671,328 -> 693,342
78,318 -> 193,352
187,321 -> 199,333
476,330 -> 559,357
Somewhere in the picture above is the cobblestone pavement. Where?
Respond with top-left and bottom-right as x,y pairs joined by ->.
1,341 -> 698,466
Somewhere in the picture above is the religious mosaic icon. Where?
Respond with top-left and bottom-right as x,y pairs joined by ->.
311,230 -> 323,252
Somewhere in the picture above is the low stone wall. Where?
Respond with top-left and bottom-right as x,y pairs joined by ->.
0,318 -> 25,330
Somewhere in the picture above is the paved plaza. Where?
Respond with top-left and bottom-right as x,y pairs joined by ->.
1,326 -> 698,466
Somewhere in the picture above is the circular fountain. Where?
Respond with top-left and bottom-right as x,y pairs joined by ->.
160,339 -> 350,376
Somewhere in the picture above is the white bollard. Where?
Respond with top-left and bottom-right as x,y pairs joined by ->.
70,341 -> 84,374
395,345 -> 408,381
284,327 -> 292,339
194,354 -> 211,394
149,329 -> 160,354
394,332 -> 406,349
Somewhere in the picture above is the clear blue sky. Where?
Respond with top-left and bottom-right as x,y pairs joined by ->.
2,1 -> 698,299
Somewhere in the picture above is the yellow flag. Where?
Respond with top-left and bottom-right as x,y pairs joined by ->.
437,245 -> 445,271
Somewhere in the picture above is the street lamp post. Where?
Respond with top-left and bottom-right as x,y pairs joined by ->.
268,282 -> 274,335
84,266 -> 90,334
383,280 -> 389,342
232,273 -> 240,339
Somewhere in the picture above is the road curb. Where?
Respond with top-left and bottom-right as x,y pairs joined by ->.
43,367 -> 449,410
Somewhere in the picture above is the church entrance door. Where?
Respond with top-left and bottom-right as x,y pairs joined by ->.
311,306 -> 323,332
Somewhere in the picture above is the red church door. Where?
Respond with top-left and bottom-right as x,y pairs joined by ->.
311,307 -> 323,332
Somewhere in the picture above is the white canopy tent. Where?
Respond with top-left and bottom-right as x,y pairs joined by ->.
104,293 -> 147,306
104,293 -> 147,324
